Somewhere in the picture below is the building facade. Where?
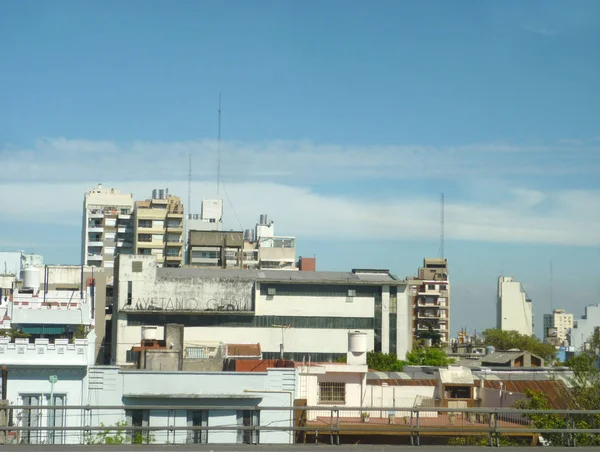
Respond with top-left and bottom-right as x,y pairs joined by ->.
497,276 -> 533,336
133,189 -> 184,268
569,304 -> 600,351
111,255 -> 412,366
187,230 -> 244,268
543,309 -> 574,346
409,258 -> 450,346
81,184 -> 135,271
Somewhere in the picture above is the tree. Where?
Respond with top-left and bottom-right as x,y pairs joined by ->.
365,352 -> 405,372
515,343 -> 600,447
481,328 -> 556,363
405,348 -> 454,366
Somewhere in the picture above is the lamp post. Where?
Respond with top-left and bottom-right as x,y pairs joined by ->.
48,375 -> 58,444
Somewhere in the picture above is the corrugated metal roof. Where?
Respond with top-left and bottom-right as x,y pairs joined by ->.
482,380 -> 569,409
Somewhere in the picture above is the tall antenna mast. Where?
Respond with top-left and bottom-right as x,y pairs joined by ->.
217,92 -> 222,196
550,260 -> 554,312
440,193 -> 445,258
187,152 -> 192,214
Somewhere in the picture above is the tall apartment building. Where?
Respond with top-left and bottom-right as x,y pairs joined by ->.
408,258 -> 450,346
543,309 -> 574,346
497,276 -> 533,336
133,189 -> 184,268
81,184 -> 134,272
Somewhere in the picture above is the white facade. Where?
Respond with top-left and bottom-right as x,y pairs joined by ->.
543,309 -> 574,346
82,183 -> 134,273
112,255 -> 411,366
86,366 -> 295,445
497,276 -> 533,336
569,304 -> 600,350
0,333 -> 95,445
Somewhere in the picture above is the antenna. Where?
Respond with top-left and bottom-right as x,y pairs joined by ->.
188,152 -> 192,215
440,193 -> 445,258
550,260 -> 554,312
217,92 -> 222,196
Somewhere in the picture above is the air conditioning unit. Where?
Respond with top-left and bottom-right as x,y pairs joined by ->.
348,289 -> 356,297
267,288 -> 276,296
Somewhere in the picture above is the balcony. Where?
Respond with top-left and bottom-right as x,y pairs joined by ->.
417,310 -> 441,319
87,254 -> 102,261
166,254 -> 182,261
87,241 -> 103,247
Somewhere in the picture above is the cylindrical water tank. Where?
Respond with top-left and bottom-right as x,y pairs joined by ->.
21,267 -> 41,290
485,345 -> 496,355
348,331 -> 368,354
141,326 -> 158,341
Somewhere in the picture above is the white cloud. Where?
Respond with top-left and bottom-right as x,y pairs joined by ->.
1,137 -> 599,246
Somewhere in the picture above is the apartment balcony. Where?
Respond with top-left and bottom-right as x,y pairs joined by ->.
166,224 -> 183,232
167,211 -> 184,219
88,226 -> 104,233
118,213 -> 131,219
417,324 -> 441,331
166,241 -> 183,247
166,254 -> 182,261
117,226 -> 133,234
136,226 -> 165,235
417,310 -> 441,319
137,241 -> 164,249
87,241 -> 104,247
88,211 -> 105,219
87,254 -> 103,261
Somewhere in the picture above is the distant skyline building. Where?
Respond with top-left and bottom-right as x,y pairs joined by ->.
497,276 -> 534,336
569,304 -> 600,351
133,188 -> 184,268
81,183 -> 134,272
543,309 -> 573,347
408,258 -> 450,347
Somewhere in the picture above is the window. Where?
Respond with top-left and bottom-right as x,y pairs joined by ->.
427,284 -> 436,290
127,409 -> 150,444
138,220 -> 152,228
260,284 -> 377,297
187,410 -> 208,444
46,395 -> 65,445
126,281 -> 133,305
318,382 -> 346,404
445,386 -> 471,399
138,234 -> 152,242
237,410 -> 259,444
21,395 -> 41,444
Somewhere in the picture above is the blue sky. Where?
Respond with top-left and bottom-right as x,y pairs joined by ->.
1,0 -> 599,337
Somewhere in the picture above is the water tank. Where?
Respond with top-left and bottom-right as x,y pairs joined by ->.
141,326 -> 158,341
21,267 -> 41,290
485,345 -> 496,355
348,331 -> 368,354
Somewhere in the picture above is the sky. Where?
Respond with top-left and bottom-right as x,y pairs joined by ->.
1,0 -> 599,338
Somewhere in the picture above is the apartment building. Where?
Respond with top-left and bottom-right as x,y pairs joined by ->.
111,255 -> 412,366
81,184 -> 134,272
408,258 -> 450,346
133,189 -> 184,268
543,309 -> 574,346
569,304 -> 600,351
187,230 -> 244,268
497,276 -> 533,336
242,215 -> 296,270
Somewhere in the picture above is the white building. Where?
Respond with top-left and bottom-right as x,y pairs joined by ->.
543,309 -> 574,346
112,255 -> 412,366
242,214 -> 296,271
0,332 -> 96,444
497,276 -> 533,336
81,183 -> 134,272
569,304 -> 600,351
86,366 -> 295,445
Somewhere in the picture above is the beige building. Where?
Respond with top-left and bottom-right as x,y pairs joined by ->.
408,258 -> 450,346
187,230 -> 244,268
544,309 -> 574,346
81,184 -> 134,272
133,189 -> 184,268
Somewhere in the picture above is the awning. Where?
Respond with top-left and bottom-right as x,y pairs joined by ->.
20,326 -> 66,335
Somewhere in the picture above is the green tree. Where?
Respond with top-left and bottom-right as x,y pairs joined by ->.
365,352 -> 406,371
516,341 -> 600,446
481,328 -> 556,362
405,347 -> 454,366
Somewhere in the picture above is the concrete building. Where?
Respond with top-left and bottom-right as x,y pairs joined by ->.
543,309 -> 574,347
408,258 -> 450,346
81,184 -> 135,272
133,189 -> 184,268
5,264 -> 108,364
240,215 -> 296,271
111,254 -> 412,366
0,332 -> 96,444
0,251 -> 43,277
187,230 -> 244,268
497,276 -> 533,336
569,304 -> 600,351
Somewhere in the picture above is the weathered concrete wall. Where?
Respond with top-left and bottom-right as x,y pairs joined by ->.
144,350 -> 181,371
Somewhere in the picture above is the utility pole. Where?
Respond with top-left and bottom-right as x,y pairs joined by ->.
217,92 -> 222,196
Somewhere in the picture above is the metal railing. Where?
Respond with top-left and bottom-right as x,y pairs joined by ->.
1,404 -> 599,446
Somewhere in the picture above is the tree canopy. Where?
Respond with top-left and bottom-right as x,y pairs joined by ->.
481,328 -> 556,362
363,348 -> 455,371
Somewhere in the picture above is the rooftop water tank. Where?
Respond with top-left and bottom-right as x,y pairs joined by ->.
21,267 -> 41,291
348,331 -> 367,354
141,326 -> 158,341
485,345 -> 496,355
